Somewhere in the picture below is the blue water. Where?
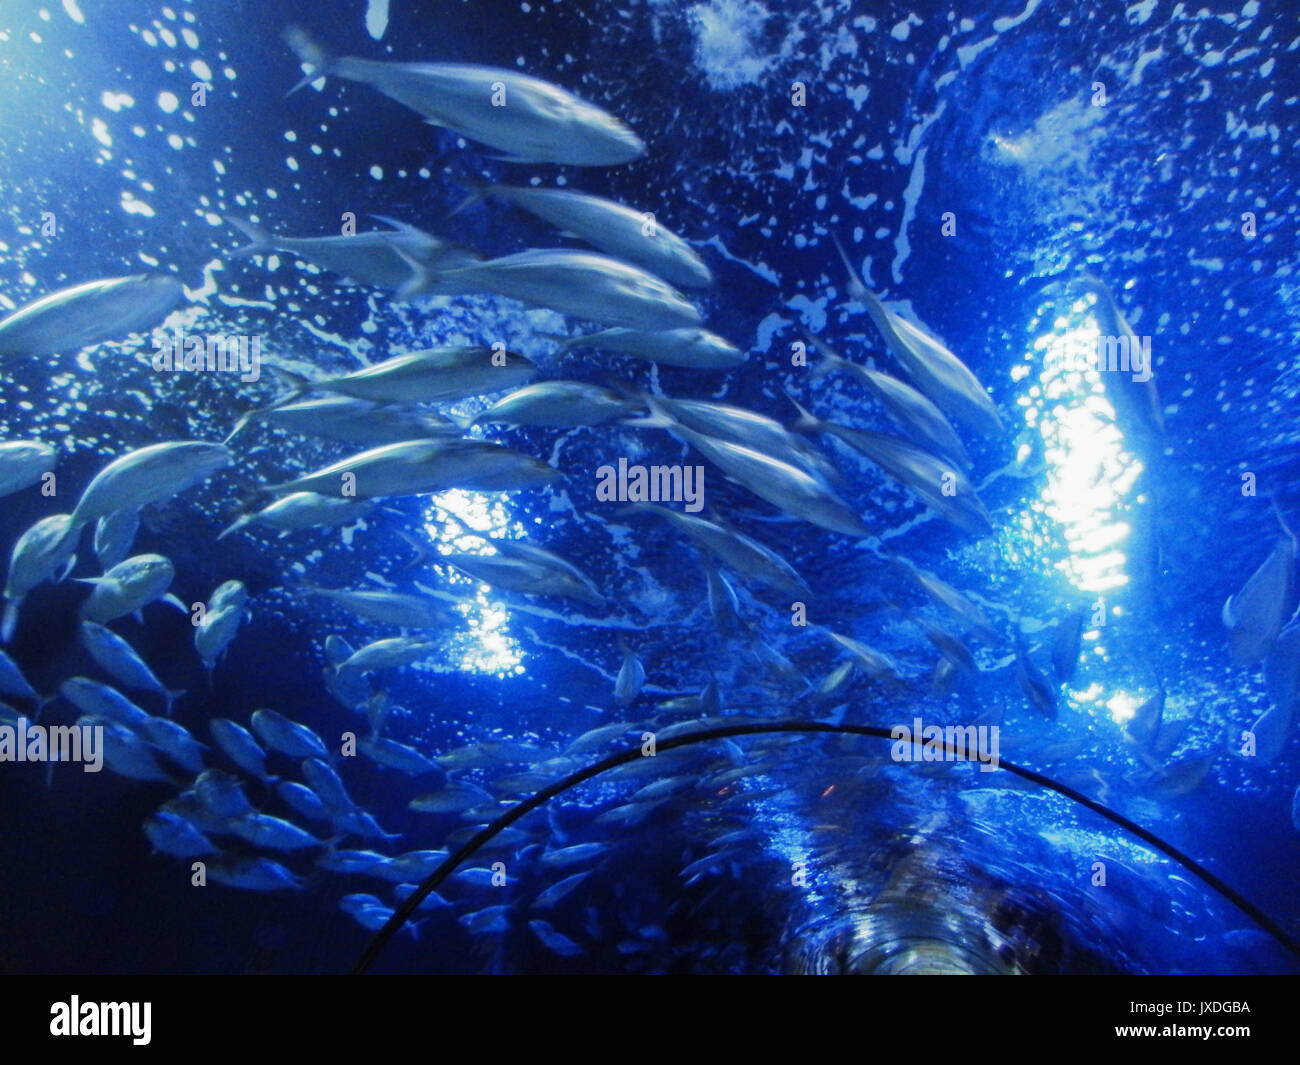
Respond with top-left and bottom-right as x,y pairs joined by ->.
0,0 -> 1297,974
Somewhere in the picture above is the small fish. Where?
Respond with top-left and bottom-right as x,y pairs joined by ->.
532,870 -> 593,910
301,758 -> 357,813
3,513 -> 78,642
84,718 -> 179,784
445,537 -> 603,608
409,782 -> 495,814
226,394 -> 460,448
195,604 -> 244,672
456,180 -> 710,288
79,622 -> 183,714
358,735 -> 442,776
1124,684 -> 1165,750
224,214 -> 481,290
193,770 -> 256,819
614,648 -> 646,708
218,492 -> 372,540
0,274 -> 184,360
825,632 -> 899,681
399,249 -> 701,332
209,581 -> 249,614
386,850 -> 452,882
285,26 -> 644,166
210,718 -> 274,782
831,232 -> 1003,436
92,507 -> 140,571
0,441 -> 57,498
333,808 -> 401,843
301,586 -> 453,629
59,676 -> 150,731
703,560 -> 746,638
277,780 -> 330,822
143,811 -> 218,858
62,441 -> 231,548
1223,508 -> 1298,664
539,842 -> 605,870
472,381 -> 634,428
545,327 -> 744,370
337,636 -> 438,674
459,905 -> 512,935
1052,606 -> 1088,684
1014,626 -> 1058,720
207,855 -> 303,892
78,554 -> 180,624
565,723 -> 632,756
528,919 -> 585,958
271,345 -> 537,405
138,717 -> 207,774
888,557 -> 1000,644
250,709 -> 330,760
226,812 -> 321,851
316,849 -> 394,877
1144,751 -> 1216,799
263,439 -> 561,501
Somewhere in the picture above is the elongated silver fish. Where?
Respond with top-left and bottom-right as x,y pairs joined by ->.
225,214 -> 481,289
546,326 -> 744,369
832,234 -> 1002,437
92,507 -> 140,572
456,180 -> 711,288
3,513 -> 77,642
208,855 -> 303,892
789,399 -> 992,536
63,441 -> 231,546
358,735 -> 441,776
301,585 -> 454,629
1079,273 -> 1165,440
0,274 -> 184,360
614,648 -> 646,707
226,812 -> 321,851
265,438 -> 561,500
79,622 -> 183,714
805,331 -> 971,469
226,394 -> 461,447
78,554 -> 179,624
1223,510 -> 1298,665
444,537 -> 604,607
625,503 -> 809,599
273,346 -> 537,405
826,631 -> 899,680
647,399 -> 868,538
251,709 -> 329,760
144,812 -> 217,858
210,718 -> 274,782
285,26 -> 644,166
0,441 -> 57,498
888,557 -> 999,644
337,636 -> 438,674
59,676 -> 151,731
218,492 -> 372,540
472,381 -> 634,428
400,249 -> 701,332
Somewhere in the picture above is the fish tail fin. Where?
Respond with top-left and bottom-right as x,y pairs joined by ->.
783,391 -> 821,434
223,216 -> 274,257
1268,495 -> 1297,544
216,514 -> 251,541
223,409 -> 259,444
283,25 -> 337,94
829,231 -> 870,301
163,688 -> 187,717
1,598 -> 20,644
266,363 -> 313,396
384,237 -> 437,300
446,174 -> 492,218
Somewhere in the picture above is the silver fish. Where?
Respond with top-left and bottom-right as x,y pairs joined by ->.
83,717 -> 178,784
277,780 -> 330,822
457,181 -> 710,288
78,622 -> 183,714
226,812 -> 321,851
227,394 -> 461,447
143,811 -> 217,858
250,709 -> 329,760
78,554 -> 178,624
218,492 -> 372,540
444,538 -> 603,607
209,580 -> 249,614
195,604 -> 243,670
138,716 -> 207,774
547,327 -> 744,369
832,233 -> 1002,436
790,400 -> 992,536
358,735 -> 442,775
274,346 -> 537,405
0,274 -> 184,360
301,585 -> 454,629
224,214 -> 481,289
400,249 -> 701,332
207,855 -> 303,892
615,648 -> 646,707
285,26 -> 644,166
192,770 -> 255,820
337,636 -> 438,674
59,676 -> 150,731
264,438 -> 561,500
888,557 -> 1000,644
529,919 -> 584,957
0,441 -> 57,498
63,441 -> 231,545
2,513 -> 77,643
210,718 -> 274,782
92,507 -> 140,572
1223,511 -> 1297,665
302,758 -> 357,812
625,503 -> 809,599
472,381 -> 633,428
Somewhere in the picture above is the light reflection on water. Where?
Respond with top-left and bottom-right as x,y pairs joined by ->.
423,488 -> 525,678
